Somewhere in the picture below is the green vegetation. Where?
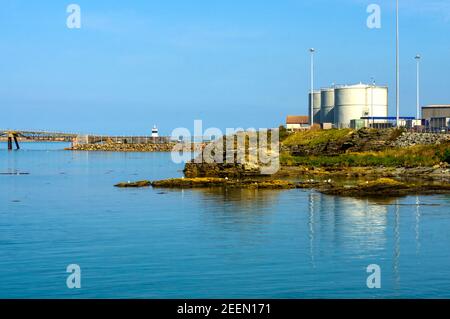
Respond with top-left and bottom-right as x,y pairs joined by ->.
281,144 -> 450,168
282,128 -> 353,147
436,147 -> 450,164
278,125 -> 290,142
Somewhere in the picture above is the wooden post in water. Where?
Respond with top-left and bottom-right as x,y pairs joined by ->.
6,131 -> 20,150
13,136 -> 20,150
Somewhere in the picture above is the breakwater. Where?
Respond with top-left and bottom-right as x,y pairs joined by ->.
67,142 -> 205,152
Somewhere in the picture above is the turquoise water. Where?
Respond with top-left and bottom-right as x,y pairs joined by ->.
1,142 -> 450,298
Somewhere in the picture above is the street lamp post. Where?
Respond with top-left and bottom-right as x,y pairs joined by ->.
396,0 -> 400,127
310,48 -> 315,127
415,55 -> 421,120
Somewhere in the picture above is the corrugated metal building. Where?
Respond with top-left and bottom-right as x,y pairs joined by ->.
422,105 -> 450,119
429,117 -> 450,130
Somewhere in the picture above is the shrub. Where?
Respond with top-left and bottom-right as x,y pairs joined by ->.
440,148 -> 450,164
278,125 -> 290,142
282,129 -> 353,147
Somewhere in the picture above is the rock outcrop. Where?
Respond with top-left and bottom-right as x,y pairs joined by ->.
115,177 -> 450,198
319,178 -> 450,197
151,178 -> 300,189
183,163 -> 261,178
115,180 -> 151,188
391,132 -> 450,148
282,128 -> 399,157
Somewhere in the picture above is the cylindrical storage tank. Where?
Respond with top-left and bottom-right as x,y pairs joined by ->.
334,84 -> 388,128
335,84 -> 369,128
366,86 -> 388,119
320,88 -> 335,124
308,91 -> 321,124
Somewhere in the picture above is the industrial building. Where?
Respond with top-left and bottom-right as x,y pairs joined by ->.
307,83 -> 389,129
422,105 -> 450,131
286,115 -> 310,131
429,117 -> 450,130
422,105 -> 450,120
422,105 -> 450,119
299,84 -> 450,131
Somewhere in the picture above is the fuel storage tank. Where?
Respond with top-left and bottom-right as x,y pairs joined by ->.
308,91 -> 321,124
320,88 -> 335,124
334,84 -> 388,128
367,86 -> 389,121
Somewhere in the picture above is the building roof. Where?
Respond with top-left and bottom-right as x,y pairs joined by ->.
334,82 -> 388,89
423,105 -> 450,108
286,115 -> 309,125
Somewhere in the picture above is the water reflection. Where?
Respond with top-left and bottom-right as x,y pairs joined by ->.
190,187 -> 282,208
186,188 -> 282,234
315,194 -> 389,254
416,196 -> 421,255
315,194 -> 427,290
179,187 -> 426,282
394,200 -> 401,288
309,192 -> 317,268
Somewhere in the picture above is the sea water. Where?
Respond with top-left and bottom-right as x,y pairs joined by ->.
1,143 -> 449,298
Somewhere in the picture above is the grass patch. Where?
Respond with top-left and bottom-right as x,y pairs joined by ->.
278,125 -> 291,142
436,147 -> 450,164
282,129 -> 353,147
281,144 -> 449,168
357,178 -> 404,188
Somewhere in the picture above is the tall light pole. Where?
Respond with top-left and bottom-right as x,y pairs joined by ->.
371,77 -> 375,128
396,0 -> 400,126
310,48 -> 315,127
415,55 -> 421,120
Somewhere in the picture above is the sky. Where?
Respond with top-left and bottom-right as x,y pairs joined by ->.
0,0 -> 449,135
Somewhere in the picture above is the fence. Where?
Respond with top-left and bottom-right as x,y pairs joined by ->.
84,136 -> 174,145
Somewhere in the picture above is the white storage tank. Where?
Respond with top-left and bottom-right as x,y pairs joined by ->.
367,86 -> 389,121
334,84 -> 388,128
308,91 -> 321,124
320,88 -> 335,124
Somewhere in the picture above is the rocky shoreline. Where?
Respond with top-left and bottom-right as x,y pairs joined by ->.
184,162 -> 450,182
272,165 -> 450,182
320,178 -> 450,197
114,177 -> 450,198
112,128 -> 450,197
151,178 -> 301,189
115,178 -> 305,189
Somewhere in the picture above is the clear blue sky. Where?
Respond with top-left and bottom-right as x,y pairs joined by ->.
1,0 -> 449,135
